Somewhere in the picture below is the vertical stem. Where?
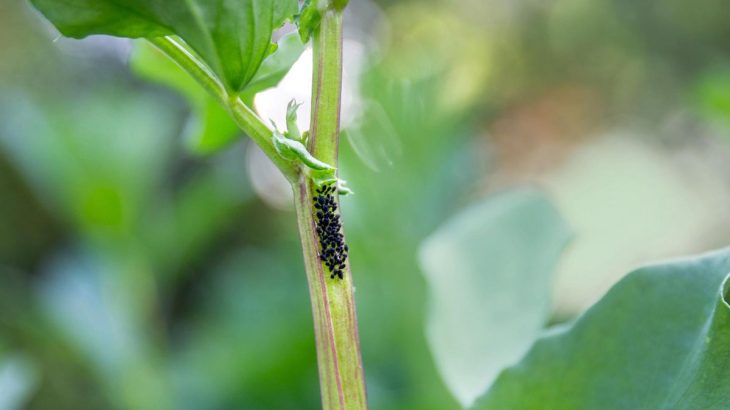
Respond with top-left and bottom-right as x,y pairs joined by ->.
151,8 -> 366,407
293,182 -> 366,410
309,9 -> 344,167
293,7 -> 368,410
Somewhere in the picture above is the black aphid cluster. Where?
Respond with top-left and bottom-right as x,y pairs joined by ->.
314,184 -> 349,280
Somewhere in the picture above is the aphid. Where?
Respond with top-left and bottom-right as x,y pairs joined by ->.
313,182 -> 349,281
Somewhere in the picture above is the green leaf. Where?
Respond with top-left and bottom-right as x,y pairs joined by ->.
474,248 -> 730,410
130,41 -> 240,155
131,34 -> 304,154
296,0 -> 322,43
30,0 -> 299,92
418,189 -> 571,408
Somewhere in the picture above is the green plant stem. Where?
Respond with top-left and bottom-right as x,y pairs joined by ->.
150,11 -> 367,408
148,36 -> 298,181
292,8 -> 368,410
309,11 -> 342,166
293,182 -> 366,410
227,97 -> 297,179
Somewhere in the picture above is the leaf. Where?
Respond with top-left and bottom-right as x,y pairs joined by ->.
131,34 -> 304,154
418,189 -> 571,408
474,248 -> 730,410
130,41 -> 240,155
296,0 -> 322,43
30,0 -> 299,92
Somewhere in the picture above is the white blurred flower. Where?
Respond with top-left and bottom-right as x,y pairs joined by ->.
254,39 -> 367,133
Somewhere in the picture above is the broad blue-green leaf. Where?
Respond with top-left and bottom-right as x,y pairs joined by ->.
418,190 -> 571,408
30,0 -> 299,92
475,248 -> 730,410
131,34 -> 304,154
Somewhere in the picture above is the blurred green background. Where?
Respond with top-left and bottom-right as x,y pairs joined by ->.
0,0 -> 729,408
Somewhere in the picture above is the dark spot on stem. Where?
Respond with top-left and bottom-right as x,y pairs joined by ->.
313,182 -> 348,280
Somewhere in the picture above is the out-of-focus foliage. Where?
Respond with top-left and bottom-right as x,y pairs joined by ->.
695,66 -> 730,130
1,0 -> 730,408
419,190 -> 570,408
475,248 -> 730,409
130,41 -> 241,156
0,354 -> 37,410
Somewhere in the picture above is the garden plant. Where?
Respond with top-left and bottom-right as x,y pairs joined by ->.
20,0 -> 730,409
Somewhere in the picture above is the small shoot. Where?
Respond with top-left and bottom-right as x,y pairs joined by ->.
286,99 -> 305,142
271,102 -> 351,195
273,130 -> 333,170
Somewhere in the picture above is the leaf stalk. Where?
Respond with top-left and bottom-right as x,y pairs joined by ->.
148,36 -> 299,181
